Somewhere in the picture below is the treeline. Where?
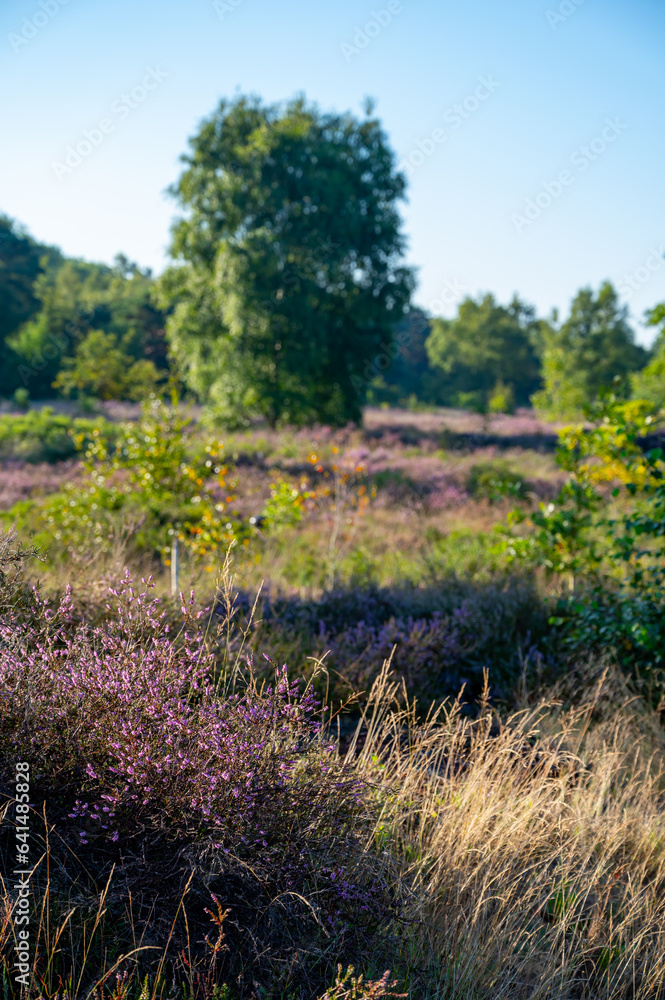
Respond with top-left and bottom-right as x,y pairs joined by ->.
1,93 -> 664,423
370,283 -> 665,417
0,216 -> 169,405
2,211 -> 664,422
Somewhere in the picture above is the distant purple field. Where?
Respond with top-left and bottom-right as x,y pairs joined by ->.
0,460 -> 80,510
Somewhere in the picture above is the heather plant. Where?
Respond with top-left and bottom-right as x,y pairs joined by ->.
0,575 -> 343,846
319,611 -> 472,705
239,575 -> 551,706
0,460 -> 78,510
0,549 -> 408,993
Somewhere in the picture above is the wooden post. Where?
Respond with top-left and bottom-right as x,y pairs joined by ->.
170,536 -> 179,597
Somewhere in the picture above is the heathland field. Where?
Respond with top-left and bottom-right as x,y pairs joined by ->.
2,399 -> 665,998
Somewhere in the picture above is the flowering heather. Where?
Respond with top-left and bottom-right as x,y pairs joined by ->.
0,460 -> 80,510
364,406 -> 556,439
321,610 -> 473,701
0,574 -> 359,849
248,577 -> 549,706
0,537 -> 409,992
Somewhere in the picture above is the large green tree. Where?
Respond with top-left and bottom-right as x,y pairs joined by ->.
533,282 -> 647,417
425,294 -> 546,408
158,94 -> 415,426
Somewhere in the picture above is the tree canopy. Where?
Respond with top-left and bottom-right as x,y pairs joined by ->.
158,94 -> 415,426
533,282 -> 647,417
5,254 -> 168,399
631,302 -> 665,409
425,293 -> 546,409
0,216 -> 62,396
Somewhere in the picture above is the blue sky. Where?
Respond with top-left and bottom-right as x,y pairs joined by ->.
1,0 -> 664,343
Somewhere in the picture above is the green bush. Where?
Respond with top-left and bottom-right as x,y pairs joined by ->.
12,387 -> 29,411
0,409 -> 114,463
500,396 -> 665,699
467,461 -> 528,503
488,380 -> 516,414
32,398 -> 246,566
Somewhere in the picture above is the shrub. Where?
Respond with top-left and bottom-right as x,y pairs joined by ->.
500,395 -> 665,696
488,380 -> 515,414
26,398 -> 248,567
0,409 -> 113,463
0,577 -> 345,847
52,329 -> 162,402
12,387 -> 29,411
242,575 -> 551,705
2,536 -> 665,997
467,460 -> 528,503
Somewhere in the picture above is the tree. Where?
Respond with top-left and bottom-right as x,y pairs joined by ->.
424,293 -> 544,408
158,94 -> 415,427
533,282 -> 647,418
362,309 -> 449,407
0,216 -> 61,396
52,329 -> 161,401
631,302 -> 665,409
7,255 -> 169,399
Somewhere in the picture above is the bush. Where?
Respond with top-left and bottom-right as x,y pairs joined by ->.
52,329 -> 162,401
488,380 -> 515,414
2,536 -> 665,997
467,460 -> 528,503
12,387 -> 29,410
241,575 -> 551,705
0,409 -> 113,463
500,396 -> 665,698
13,398 -> 248,567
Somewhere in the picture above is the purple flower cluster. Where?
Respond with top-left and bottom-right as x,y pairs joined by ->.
0,460 -> 79,511
0,575 -> 349,847
320,608 -> 474,699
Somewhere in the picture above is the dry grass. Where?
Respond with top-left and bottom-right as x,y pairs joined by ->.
347,661 -> 665,999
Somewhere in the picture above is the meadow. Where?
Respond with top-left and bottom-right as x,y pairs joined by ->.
1,399 -> 664,999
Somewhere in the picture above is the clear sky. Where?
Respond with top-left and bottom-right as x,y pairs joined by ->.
1,0 -> 663,343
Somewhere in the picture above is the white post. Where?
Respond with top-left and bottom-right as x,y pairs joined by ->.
171,536 -> 179,597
